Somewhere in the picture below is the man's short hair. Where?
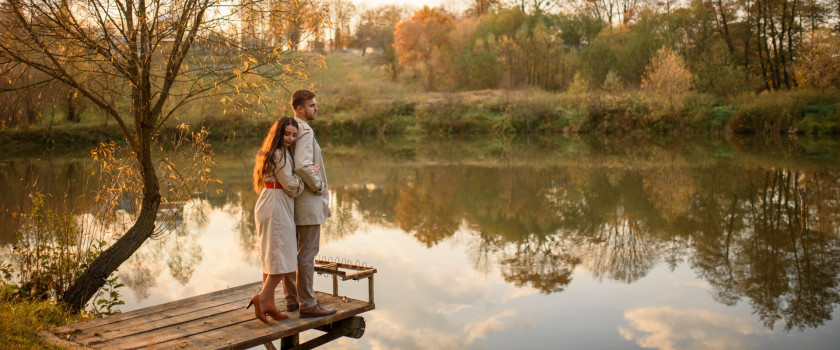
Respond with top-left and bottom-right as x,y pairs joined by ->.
291,89 -> 316,109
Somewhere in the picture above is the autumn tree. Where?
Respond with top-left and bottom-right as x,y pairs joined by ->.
795,28 -> 840,90
0,64 -> 70,127
641,46 -> 693,115
450,8 -> 580,91
0,0 -> 85,126
510,0 -> 559,14
329,0 -> 356,50
266,0 -> 327,51
355,5 -> 406,80
269,0 -> 327,51
393,6 -> 455,91
556,11 -> 605,49
0,0 -> 325,310
744,0 -> 806,89
583,0 -> 641,25
466,0 -> 499,16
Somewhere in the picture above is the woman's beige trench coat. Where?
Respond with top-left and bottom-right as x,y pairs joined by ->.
255,149 -> 304,275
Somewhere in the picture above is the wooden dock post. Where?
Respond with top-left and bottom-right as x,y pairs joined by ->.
280,334 -> 299,349
368,275 -> 375,304
314,259 -> 377,305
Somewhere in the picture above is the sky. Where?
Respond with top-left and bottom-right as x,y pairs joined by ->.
350,0 -> 460,12
352,0 -> 447,7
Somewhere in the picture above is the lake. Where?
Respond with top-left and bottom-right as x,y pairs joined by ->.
2,134 -> 839,349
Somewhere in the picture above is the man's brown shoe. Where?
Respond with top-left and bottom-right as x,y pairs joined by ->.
299,304 -> 337,318
286,304 -> 299,312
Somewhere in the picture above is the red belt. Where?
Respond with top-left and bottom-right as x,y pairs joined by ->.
265,182 -> 283,189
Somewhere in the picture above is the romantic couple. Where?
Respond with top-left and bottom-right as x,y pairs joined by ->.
247,89 -> 336,323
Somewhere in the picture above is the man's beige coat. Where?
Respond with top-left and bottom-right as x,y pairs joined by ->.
293,118 -> 330,225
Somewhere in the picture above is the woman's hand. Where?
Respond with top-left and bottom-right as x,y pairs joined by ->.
312,163 -> 321,175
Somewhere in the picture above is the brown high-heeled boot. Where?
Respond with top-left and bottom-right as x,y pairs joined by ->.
264,308 -> 289,320
246,294 -> 270,323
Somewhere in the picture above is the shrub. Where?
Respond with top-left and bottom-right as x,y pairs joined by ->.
602,70 -> 624,93
682,92 -> 722,131
577,91 -> 653,133
1,191 -> 123,315
567,72 -> 589,95
728,91 -> 806,133
641,46 -> 693,119
797,103 -> 839,135
2,192 -> 102,301
504,90 -> 567,133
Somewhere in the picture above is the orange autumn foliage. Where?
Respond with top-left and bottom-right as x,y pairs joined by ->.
393,6 -> 455,90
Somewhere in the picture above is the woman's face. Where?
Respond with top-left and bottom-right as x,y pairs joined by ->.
283,124 -> 298,148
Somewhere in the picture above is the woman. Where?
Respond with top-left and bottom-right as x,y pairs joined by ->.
247,117 -> 319,323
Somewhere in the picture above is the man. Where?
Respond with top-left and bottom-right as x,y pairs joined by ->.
282,89 -> 337,317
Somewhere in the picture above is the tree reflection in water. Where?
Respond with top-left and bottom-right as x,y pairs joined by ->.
317,136 -> 840,331
395,168 -> 462,247
690,168 -> 840,331
119,200 -> 204,300
3,135 -> 840,332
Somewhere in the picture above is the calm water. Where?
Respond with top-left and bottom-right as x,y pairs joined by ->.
2,135 -> 840,349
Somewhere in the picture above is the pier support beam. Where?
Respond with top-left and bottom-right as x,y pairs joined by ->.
279,316 -> 366,350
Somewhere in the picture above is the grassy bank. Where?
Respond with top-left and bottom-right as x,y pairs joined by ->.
2,52 -> 839,148
310,53 -> 840,136
313,89 -> 839,136
0,295 -> 81,349
314,53 -> 840,136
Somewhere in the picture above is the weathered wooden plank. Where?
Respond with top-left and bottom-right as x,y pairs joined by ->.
87,293 -> 367,349
54,282 -> 262,333
45,281 -> 376,350
148,294 -> 374,350
314,263 -> 345,277
314,260 -> 371,271
65,285 -> 270,344
342,268 -> 377,281
75,291 -> 289,346
85,306 -> 251,349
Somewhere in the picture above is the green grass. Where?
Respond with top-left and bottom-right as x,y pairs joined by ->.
797,103 -> 839,135
0,294 -> 82,349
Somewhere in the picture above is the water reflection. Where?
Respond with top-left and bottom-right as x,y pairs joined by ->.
119,201 -> 205,300
0,155 -> 92,244
619,306 -> 768,350
2,135 -> 840,347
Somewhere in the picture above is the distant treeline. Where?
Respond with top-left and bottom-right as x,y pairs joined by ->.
2,0 -> 839,136
354,0 -> 840,94
330,0 -> 840,135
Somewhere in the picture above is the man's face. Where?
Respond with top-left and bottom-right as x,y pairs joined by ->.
297,98 -> 318,122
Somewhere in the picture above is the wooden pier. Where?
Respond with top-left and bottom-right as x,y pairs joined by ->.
41,261 -> 377,350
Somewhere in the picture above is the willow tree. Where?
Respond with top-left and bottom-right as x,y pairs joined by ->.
0,0 -> 326,310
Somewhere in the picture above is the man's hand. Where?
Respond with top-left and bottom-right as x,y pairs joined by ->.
313,163 -> 321,176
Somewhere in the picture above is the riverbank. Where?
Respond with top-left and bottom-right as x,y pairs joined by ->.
317,88 -> 839,136
2,53 -> 838,150
308,53 -> 840,136
3,89 -> 837,149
